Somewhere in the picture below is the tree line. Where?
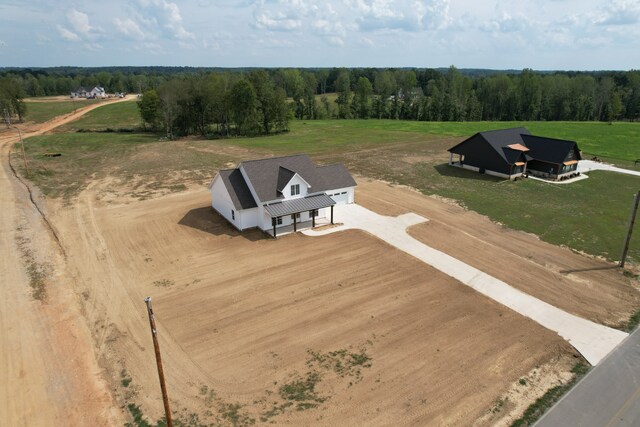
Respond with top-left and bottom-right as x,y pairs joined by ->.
137,71 -> 289,138
2,67 -> 639,127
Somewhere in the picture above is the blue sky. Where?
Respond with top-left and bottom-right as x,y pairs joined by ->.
0,0 -> 638,70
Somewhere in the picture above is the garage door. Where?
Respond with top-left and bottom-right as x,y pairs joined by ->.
330,191 -> 349,204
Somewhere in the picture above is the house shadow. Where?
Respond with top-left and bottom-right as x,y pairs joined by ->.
433,163 -> 504,182
178,206 -> 265,242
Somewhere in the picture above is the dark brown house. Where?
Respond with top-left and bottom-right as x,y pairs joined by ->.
448,127 -> 581,181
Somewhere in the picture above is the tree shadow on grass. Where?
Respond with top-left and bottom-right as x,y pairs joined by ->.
178,206 -> 265,242
433,163 -> 504,182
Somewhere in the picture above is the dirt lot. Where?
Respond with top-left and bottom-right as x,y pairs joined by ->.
4,102 -> 639,424
355,179 -> 640,328
46,181 -> 590,426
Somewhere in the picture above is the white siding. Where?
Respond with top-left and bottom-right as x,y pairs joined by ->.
327,187 -> 355,204
283,174 -> 310,200
240,208 -> 258,230
211,175 -> 242,230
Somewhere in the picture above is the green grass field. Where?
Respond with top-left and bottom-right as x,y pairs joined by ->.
57,100 -> 141,131
18,114 -> 640,263
24,99 -> 102,123
268,120 -> 640,162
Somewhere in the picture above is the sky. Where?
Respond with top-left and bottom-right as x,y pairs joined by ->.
0,0 -> 639,70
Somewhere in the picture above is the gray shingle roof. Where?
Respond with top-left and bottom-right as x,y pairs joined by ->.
218,169 -> 258,210
316,164 -> 357,190
240,154 -> 356,203
264,194 -> 335,217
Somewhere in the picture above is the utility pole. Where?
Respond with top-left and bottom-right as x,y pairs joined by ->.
13,126 -> 29,178
144,297 -> 173,427
620,190 -> 640,268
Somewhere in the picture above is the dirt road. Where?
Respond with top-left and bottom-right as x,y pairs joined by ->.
0,98 -> 132,426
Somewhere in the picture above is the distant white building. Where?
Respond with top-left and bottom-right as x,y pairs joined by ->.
89,86 -> 106,98
70,86 -> 106,99
209,154 -> 356,237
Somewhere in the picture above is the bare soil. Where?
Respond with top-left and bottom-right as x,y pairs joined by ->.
48,183 -> 585,426
355,179 -> 640,328
0,102 -> 128,426
3,104 -> 638,425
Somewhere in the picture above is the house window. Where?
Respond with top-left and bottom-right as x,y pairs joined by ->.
231,210 -> 235,220
295,213 -> 300,219
277,217 -> 282,225
313,209 -> 319,217
291,184 -> 300,196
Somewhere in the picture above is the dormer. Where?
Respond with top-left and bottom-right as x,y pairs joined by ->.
276,166 -> 311,199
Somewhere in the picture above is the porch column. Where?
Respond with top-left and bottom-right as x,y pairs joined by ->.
331,205 -> 334,225
449,152 -> 453,164
272,217 -> 277,239
311,210 -> 315,228
292,213 -> 297,232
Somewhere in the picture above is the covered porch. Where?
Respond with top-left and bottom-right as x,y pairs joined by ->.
264,194 -> 336,238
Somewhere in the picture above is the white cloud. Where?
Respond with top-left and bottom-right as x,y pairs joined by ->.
67,9 -> 94,37
595,0 -> 640,25
481,12 -> 531,33
137,0 -> 195,40
56,24 -> 80,42
254,12 -> 302,31
56,9 -> 101,43
114,17 -> 146,40
349,0 -> 450,32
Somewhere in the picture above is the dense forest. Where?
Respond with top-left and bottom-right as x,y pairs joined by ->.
2,67 -> 639,136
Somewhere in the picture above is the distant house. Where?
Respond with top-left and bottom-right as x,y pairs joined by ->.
89,86 -> 106,98
447,127 -> 581,181
70,87 -> 88,98
70,86 -> 106,99
209,154 -> 356,237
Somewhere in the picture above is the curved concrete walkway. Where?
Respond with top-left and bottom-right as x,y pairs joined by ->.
303,204 -> 628,365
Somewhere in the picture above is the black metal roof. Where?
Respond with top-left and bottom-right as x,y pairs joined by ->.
521,135 -> 582,164
448,127 -> 580,166
218,169 -> 258,210
480,127 -> 531,164
264,194 -> 335,217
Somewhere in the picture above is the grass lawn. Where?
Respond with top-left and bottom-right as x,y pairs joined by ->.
18,132 -> 235,199
57,100 -> 141,131
267,120 -> 640,162
18,118 -> 640,264
24,99 -> 102,123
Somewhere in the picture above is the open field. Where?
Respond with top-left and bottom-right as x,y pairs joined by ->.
49,182 -> 609,426
56,100 -> 141,131
21,119 -> 640,264
23,98 -> 104,123
6,101 -> 640,425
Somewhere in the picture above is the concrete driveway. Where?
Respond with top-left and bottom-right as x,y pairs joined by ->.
579,160 -> 640,177
303,203 -> 628,366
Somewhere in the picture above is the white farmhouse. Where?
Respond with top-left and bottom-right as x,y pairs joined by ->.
209,154 -> 356,237
89,86 -> 106,98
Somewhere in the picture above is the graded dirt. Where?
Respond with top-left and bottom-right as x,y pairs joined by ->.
3,104 -> 639,425
47,181 -> 612,426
